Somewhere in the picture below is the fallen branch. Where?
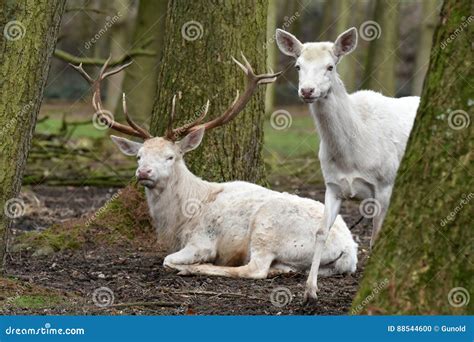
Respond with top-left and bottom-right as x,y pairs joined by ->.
167,289 -> 263,301
54,49 -> 156,67
104,301 -> 182,308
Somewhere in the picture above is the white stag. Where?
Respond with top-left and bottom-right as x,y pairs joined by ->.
72,55 -> 357,289
276,27 -> 419,301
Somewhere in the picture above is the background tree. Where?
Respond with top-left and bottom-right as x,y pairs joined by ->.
265,0 -> 278,114
412,0 -> 439,96
352,0 -> 473,314
115,0 -> 168,121
151,0 -> 269,184
361,0 -> 399,96
0,0 -> 66,272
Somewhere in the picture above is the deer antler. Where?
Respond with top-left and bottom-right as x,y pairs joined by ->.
165,52 -> 281,140
70,56 -> 152,140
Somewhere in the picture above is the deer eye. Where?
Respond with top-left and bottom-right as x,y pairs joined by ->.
327,65 -> 334,71
295,65 -> 300,71
166,156 -> 174,161
137,156 -> 141,161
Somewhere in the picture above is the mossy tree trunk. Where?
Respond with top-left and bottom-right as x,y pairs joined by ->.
0,0 -> 66,272
115,0 -> 168,122
265,0 -> 278,114
151,0 -> 268,184
352,0 -> 473,314
361,0 -> 399,96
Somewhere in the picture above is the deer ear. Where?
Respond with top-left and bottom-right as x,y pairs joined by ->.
334,27 -> 358,57
110,135 -> 142,156
178,126 -> 205,153
276,29 -> 303,58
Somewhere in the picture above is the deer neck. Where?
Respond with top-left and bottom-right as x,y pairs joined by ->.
309,76 -> 364,160
145,161 -> 219,251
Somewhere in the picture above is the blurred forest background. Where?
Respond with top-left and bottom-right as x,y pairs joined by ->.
27,0 -> 441,189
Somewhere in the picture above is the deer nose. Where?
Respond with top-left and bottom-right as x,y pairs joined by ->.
300,88 -> 315,98
137,168 -> 152,179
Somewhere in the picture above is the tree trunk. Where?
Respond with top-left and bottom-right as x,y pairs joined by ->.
265,0 -> 278,114
412,0 -> 439,96
361,0 -> 399,96
334,0 -> 353,90
105,0 -> 133,110
114,0 -> 168,122
352,0 -> 473,314
150,0 -> 268,184
0,0 -> 66,272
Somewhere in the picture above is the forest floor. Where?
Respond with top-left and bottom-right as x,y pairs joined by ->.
2,103 -> 371,315
3,184 -> 371,315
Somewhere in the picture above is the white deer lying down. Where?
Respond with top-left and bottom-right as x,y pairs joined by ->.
72,55 -> 357,285
276,27 -> 419,301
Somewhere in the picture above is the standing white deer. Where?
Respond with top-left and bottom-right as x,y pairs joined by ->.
276,27 -> 419,301
72,55 -> 358,292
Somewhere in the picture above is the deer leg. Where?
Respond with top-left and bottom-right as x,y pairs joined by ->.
170,252 -> 275,279
163,243 -> 215,271
304,185 -> 341,304
370,188 -> 391,248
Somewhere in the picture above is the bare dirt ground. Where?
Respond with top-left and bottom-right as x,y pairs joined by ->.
4,185 -> 371,315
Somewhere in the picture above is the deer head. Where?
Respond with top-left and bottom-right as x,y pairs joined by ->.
276,27 -> 357,102
72,54 -> 280,189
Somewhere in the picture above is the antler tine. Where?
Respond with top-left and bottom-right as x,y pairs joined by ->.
70,63 -> 94,84
198,53 -> 280,132
165,94 -> 178,139
70,58 -> 152,140
122,93 -> 153,139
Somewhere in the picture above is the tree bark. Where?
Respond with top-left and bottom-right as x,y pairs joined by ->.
150,0 -> 268,184
115,0 -> 168,122
361,0 -> 399,96
0,0 -> 66,272
265,0 -> 278,114
352,0 -> 473,314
